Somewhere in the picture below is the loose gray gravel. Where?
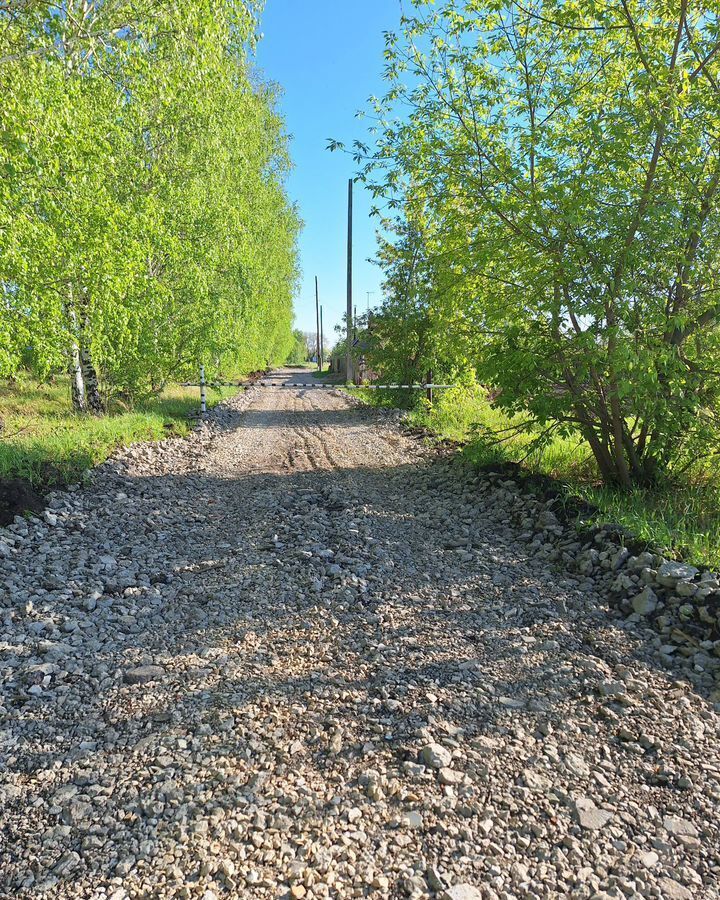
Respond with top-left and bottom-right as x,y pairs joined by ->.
1,369 -> 719,899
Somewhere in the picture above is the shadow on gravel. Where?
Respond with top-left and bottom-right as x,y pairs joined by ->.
2,455 -> 717,895
17,459 -> 713,704
229,407 -> 380,429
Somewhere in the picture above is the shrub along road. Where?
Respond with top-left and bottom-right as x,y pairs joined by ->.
1,370 -> 719,899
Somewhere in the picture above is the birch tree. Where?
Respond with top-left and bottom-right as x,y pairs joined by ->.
0,1 -> 299,409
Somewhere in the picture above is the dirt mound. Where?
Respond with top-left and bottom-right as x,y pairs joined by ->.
0,478 -> 45,526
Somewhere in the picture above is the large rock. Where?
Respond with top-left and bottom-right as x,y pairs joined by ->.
61,799 -> 93,827
631,585 -> 658,616
573,797 -> 613,830
438,767 -> 462,785
663,816 -> 698,837
657,878 -> 693,899
400,810 -> 423,829
441,886 -> 483,900
123,665 -> 165,685
656,561 -> 699,587
420,742 -> 452,769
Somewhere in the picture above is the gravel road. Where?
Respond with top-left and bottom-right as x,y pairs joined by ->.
1,369 -> 719,900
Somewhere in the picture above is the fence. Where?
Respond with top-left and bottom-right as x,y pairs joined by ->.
184,368 -> 453,411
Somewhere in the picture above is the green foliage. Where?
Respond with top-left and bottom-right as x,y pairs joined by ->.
354,0 -> 720,488
286,329 -> 309,365
419,388 -> 597,479
0,1 -> 300,407
0,375 -> 235,489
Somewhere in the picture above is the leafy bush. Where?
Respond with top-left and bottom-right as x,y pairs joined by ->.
353,0 -> 720,487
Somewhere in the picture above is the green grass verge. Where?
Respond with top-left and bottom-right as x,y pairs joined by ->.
350,382 -> 720,570
0,375 -> 237,491
311,367 -> 341,381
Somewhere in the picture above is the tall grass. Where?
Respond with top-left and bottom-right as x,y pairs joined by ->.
0,376 -> 235,490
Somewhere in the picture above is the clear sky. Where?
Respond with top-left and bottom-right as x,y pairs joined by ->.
254,0 -> 404,347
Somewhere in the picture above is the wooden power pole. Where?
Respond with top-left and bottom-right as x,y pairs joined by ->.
315,276 -> 321,370
320,305 -> 324,372
346,177 -> 353,384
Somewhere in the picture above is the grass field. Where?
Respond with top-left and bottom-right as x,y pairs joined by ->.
351,382 -> 720,570
0,375 -> 236,491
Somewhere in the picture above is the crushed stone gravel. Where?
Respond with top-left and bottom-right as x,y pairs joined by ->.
1,368 -> 719,899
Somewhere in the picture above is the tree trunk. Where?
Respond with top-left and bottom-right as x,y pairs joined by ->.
70,340 -> 86,413
80,343 -> 104,414
68,298 -> 86,413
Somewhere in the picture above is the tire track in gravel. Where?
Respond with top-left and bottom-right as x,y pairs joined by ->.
302,417 -> 341,474
283,385 -> 346,474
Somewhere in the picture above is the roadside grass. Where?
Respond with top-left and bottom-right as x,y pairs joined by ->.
0,376 -> 236,491
351,382 -> 720,570
312,368 -> 344,383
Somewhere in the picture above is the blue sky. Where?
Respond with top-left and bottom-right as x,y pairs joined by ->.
254,0 -> 404,345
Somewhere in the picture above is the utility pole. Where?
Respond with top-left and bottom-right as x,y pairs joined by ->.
315,276 -> 321,370
354,304 -> 357,342
346,177 -> 353,384
319,305 -> 324,372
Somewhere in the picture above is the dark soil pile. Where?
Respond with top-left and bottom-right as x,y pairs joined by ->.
0,478 -> 45,526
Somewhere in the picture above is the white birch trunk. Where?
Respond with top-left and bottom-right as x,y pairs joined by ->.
68,299 -> 86,413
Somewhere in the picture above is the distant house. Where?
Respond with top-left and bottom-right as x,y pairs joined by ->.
328,329 -> 376,383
